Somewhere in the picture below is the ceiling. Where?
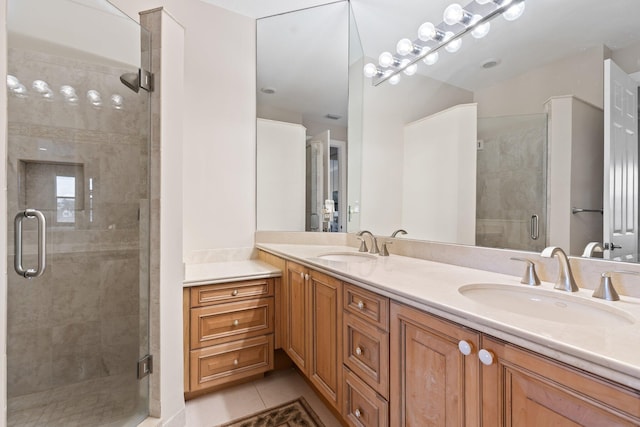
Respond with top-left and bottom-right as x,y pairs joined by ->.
200,0 -> 640,131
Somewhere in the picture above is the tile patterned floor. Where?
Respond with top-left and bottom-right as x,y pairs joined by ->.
7,374 -> 145,427
185,368 -> 342,427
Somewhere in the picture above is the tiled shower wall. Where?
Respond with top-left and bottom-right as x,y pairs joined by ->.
476,114 -> 547,252
6,47 -> 148,398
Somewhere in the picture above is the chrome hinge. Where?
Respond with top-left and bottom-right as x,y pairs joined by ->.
137,354 -> 153,379
139,69 -> 154,92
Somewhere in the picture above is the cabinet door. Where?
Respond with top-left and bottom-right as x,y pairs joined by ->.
482,336 -> 640,426
390,302 -> 480,427
284,261 -> 310,372
308,269 -> 343,410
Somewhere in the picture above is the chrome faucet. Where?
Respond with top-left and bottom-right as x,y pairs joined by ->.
356,230 -> 379,254
582,242 -> 604,258
540,246 -> 579,292
391,229 -> 407,237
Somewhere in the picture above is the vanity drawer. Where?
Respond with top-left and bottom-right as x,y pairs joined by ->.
343,366 -> 389,427
191,279 -> 274,307
344,283 -> 389,331
190,334 -> 274,391
191,298 -> 274,349
344,311 -> 389,399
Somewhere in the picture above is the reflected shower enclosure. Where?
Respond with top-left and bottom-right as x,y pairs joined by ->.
6,0 -> 151,426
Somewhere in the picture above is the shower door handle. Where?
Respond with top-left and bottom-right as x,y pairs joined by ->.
14,209 -> 46,278
530,214 -> 539,240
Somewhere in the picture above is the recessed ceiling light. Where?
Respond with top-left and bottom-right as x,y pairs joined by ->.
325,114 -> 342,120
481,58 -> 501,69
260,87 -> 276,94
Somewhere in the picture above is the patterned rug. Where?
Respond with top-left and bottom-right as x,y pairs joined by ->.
217,397 -> 325,427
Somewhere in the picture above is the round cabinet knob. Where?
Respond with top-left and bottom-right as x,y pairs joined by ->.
357,300 -> 365,310
458,340 -> 472,356
233,359 -> 239,366
354,408 -> 362,418
355,346 -> 363,356
231,289 -> 239,296
232,319 -> 239,327
299,272 -> 304,279
478,349 -> 495,366
305,274 -> 309,281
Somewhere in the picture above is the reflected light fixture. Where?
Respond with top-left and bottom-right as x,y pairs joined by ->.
363,0 -> 526,85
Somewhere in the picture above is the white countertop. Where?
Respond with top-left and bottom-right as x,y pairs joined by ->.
183,260 -> 281,286
256,243 -> 640,390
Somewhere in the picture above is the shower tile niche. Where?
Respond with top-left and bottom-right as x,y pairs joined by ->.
19,161 -> 85,225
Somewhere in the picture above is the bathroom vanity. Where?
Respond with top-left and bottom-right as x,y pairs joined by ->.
183,244 -> 640,425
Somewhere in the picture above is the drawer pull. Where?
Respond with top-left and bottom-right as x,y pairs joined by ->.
232,319 -> 239,327
355,408 -> 362,418
355,346 -> 363,356
231,289 -> 239,296
357,300 -> 365,310
479,349 -> 495,366
458,340 -> 472,356
300,272 -> 304,279
305,274 -> 309,281
233,359 -> 239,366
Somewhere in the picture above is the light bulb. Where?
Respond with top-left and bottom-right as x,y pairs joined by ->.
396,38 -> 414,56
389,74 -> 401,85
87,89 -> 102,106
60,85 -> 76,97
7,75 -> 19,90
32,80 -> 49,93
111,94 -> 123,109
443,3 -> 464,25
363,63 -> 379,78
423,51 -> 439,65
503,2 -> 525,21
403,63 -> 418,76
418,22 -> 436,41
444,32 -> 462,53
470,16 -> 491,38
379,51 -> 395,68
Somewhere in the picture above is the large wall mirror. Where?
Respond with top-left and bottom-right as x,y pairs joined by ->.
256,0 -> 640,263
256,2 -> 363,233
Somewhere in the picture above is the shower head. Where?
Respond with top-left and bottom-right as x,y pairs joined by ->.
120,71 -> 140,93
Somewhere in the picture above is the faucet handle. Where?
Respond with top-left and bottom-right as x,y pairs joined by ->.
594,270 -> 640,301
510,257 -> 541,286
357,237 -> 368,253
380,241 -> 392,256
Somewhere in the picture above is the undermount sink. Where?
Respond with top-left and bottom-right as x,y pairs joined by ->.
458,283 -> 636,326
316,252 -> 377,263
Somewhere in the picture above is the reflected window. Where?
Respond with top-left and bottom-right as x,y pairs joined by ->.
56,175 -> 76,223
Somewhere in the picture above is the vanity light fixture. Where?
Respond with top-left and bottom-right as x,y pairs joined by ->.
363,0 -> 526,85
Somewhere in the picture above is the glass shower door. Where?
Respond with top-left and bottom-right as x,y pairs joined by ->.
6,1 -> 151,426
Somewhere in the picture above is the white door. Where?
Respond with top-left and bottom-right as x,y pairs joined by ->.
306,130 -> 330,231
604,59 -> 639,261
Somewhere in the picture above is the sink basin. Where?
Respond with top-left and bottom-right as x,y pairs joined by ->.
458,284 -> 636,326
316,252 -> 377,263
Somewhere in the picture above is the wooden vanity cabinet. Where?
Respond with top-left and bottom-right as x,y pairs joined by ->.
481,336 -> 640,426
283,260 -> 343,412
390,302 -> 481,427
342,283 -> 390,427
183,278 -> 275,395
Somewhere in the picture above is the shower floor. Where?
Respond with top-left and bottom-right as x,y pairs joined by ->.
7,374 -> 144,427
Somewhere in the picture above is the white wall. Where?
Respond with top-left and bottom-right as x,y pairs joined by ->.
546,96 -> 604,256
256,119 -> 306,231
111,0 -> 257,259
475,46 -> 607,117
402,104 -> 478,244
0,1 -> 8,425
158,10 -> 186,427
360,67 -> 473,235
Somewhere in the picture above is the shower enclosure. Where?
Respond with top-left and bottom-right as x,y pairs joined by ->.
476,114 -> 548,252
6,0 -> 151,426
